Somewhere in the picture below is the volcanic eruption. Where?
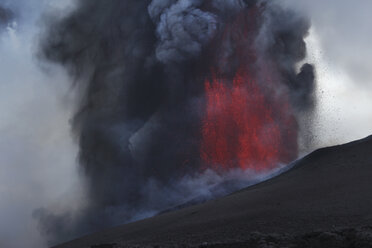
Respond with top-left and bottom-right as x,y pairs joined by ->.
201,5 -> 299,171
35,0 -> 315,244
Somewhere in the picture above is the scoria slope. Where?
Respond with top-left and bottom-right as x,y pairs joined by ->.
54,135 -> 372,248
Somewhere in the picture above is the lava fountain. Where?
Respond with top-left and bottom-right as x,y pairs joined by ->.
201,6 -> 298,171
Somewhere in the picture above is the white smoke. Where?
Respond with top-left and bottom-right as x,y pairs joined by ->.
0,1 -> 81,248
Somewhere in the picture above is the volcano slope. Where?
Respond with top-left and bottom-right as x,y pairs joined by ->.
54,136 -> 372,248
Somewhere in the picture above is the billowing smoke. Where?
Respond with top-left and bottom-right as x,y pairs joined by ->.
0,1 -> 80,248
34,0 -> 315,245
149,0 -> 218,63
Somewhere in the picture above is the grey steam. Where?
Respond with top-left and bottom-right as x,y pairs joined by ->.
35,0 -> 315,245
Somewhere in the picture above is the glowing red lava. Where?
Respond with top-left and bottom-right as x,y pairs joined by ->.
201,8 -> 298,172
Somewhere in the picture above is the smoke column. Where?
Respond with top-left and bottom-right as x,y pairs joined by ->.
0,1 -> 80,248
33,0 -> 315,245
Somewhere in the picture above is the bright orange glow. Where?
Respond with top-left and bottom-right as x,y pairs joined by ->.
201,8 -> 298,172
201,69 -> 284,171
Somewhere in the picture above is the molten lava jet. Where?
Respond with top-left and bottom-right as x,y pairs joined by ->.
201,8 -> 298,171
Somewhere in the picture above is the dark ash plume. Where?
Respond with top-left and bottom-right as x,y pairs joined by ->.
256,3 -> 315,110
36,0 -> 315,245
36,0 -> 203,244
0,5 -> 14,28
149,0 -> 218,63
37,0 -> 165,243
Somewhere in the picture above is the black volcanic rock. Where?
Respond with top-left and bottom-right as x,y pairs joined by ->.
53,136 -> 372,248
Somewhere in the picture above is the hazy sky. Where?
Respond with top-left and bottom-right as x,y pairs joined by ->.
0,1 -> 372,247
279,0 -> 372,146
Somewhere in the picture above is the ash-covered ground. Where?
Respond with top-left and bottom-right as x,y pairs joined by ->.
90,227 -> 372,248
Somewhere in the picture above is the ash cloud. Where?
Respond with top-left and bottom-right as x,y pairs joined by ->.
149,0 -> 218,63
256,2 -> 315,111
37,0 -> 203,244
36,0 -> 315,245
0,5 -> 13,28
38,0 -> 158,238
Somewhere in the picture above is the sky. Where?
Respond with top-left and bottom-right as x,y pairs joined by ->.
279,0 -> 372,147
0,1 -> 372,247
